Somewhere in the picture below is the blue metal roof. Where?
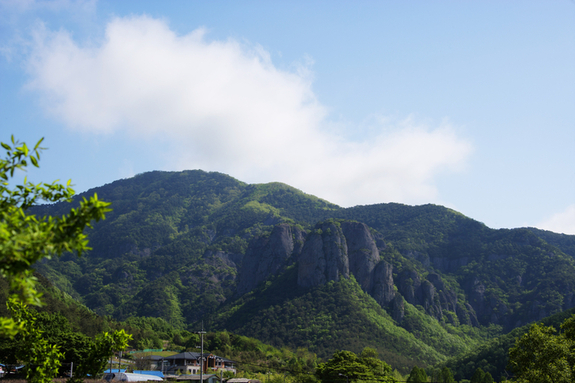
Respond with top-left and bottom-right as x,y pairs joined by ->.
133,370 -> 165,378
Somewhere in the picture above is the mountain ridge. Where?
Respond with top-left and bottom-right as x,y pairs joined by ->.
30,169 -> 575,371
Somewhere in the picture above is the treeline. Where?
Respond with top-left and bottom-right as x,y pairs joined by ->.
6,270 -> 575,382
190,331 -> 319,376
441,306 -> 575,381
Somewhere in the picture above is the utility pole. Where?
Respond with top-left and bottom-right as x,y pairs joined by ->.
197,323 -> 206,383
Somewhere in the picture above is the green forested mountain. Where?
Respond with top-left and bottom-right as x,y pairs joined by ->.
0,272 -> 317,379
30,170 -> 575,373
0,272 -> 190,350
441,306 -> 575,382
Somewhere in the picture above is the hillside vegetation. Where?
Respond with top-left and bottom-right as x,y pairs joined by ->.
29,170 -> 575,372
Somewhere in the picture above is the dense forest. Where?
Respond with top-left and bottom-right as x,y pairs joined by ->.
0,273 -> 321,381
22,170 -> 575,375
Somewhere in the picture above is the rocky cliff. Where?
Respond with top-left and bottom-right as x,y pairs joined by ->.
237,223 -> 306,295
237,219 -> 478,328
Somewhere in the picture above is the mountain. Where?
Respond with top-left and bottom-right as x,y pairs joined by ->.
441,305 -> 575,382
0,271 -> 190,351
31,170 -> 575,371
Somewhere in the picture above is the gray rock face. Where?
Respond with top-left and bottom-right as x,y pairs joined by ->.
404,250 -> 430,268
371,261 -> 396,306
232,219 -> 493,329
468,276 -> 486,319
392,295 -> 405,323
394,269 -> 467,323
203,250 -> 243,268
342,221 -> 380,291
456,302 -> 479,327
237,219 -> 485,327
428,272 -> 458,313
297,220 -> 384,290
296,220 -> 400,313
397,269 -> 421,303
237,224 -> 305,295
418,280 -> 436,311
297,222 -> 350,288
461,275 -> 515,327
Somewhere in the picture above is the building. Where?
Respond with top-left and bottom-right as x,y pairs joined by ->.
161,352 -> 236,375
136,355 -> 164,371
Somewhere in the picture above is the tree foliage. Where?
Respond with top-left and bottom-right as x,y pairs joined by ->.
508,315 -> 575,383
407,366 -> 427,383
0,136 -> 111,336
470,368 -> 493,383
2,275 -> 132,383
7,297 -> 63,383
70,329 -> 132,381
315,348 -> 395,383
0,136 -> 131,383
439,367 -> 455,383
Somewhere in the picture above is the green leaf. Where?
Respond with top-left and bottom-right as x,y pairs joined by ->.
34,137 -> 45,150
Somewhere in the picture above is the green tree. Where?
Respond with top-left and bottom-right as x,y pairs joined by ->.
7,297 -> 63,383
508,315 -> 575,383
0,136 -> 111,336
70,329 -> 132,381
440,367 -> 455,383
471,368 -> 485,383
24,308 -> 94,377
358,347 -> 393,381
2,297 -> 132,383
315,349 -> 395,383
407,366 -> 428,383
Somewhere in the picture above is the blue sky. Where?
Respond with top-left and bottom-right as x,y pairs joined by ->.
1,0 -> 574,234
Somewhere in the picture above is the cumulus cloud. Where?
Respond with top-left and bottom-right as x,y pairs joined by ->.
1,0 -> 96,61
25,15 -> 472,206
537,205 -> 575,235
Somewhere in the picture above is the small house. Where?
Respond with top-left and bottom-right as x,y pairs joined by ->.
161,352 -> 236,375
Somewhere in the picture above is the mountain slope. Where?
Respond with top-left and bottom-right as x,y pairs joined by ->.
442,306 -> 575,381
31,170 -> 575,370
212,265 -> 484,370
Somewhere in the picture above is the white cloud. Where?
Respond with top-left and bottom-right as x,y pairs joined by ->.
25,15 -> 473,207
537,205 -> 575,235
0,0 -> 97,61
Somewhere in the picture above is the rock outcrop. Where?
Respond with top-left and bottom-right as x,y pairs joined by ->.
394,269 -> 465,323
297,221 -> 350,288
237,224 -> 306,295
294,219 -> 402,314
238,219 -> 481,327
370,261 -> 396,306
391,295 -> 405,323
342,221 -> 381,291
397,269 -> 421,303
297,220 -> 386,291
